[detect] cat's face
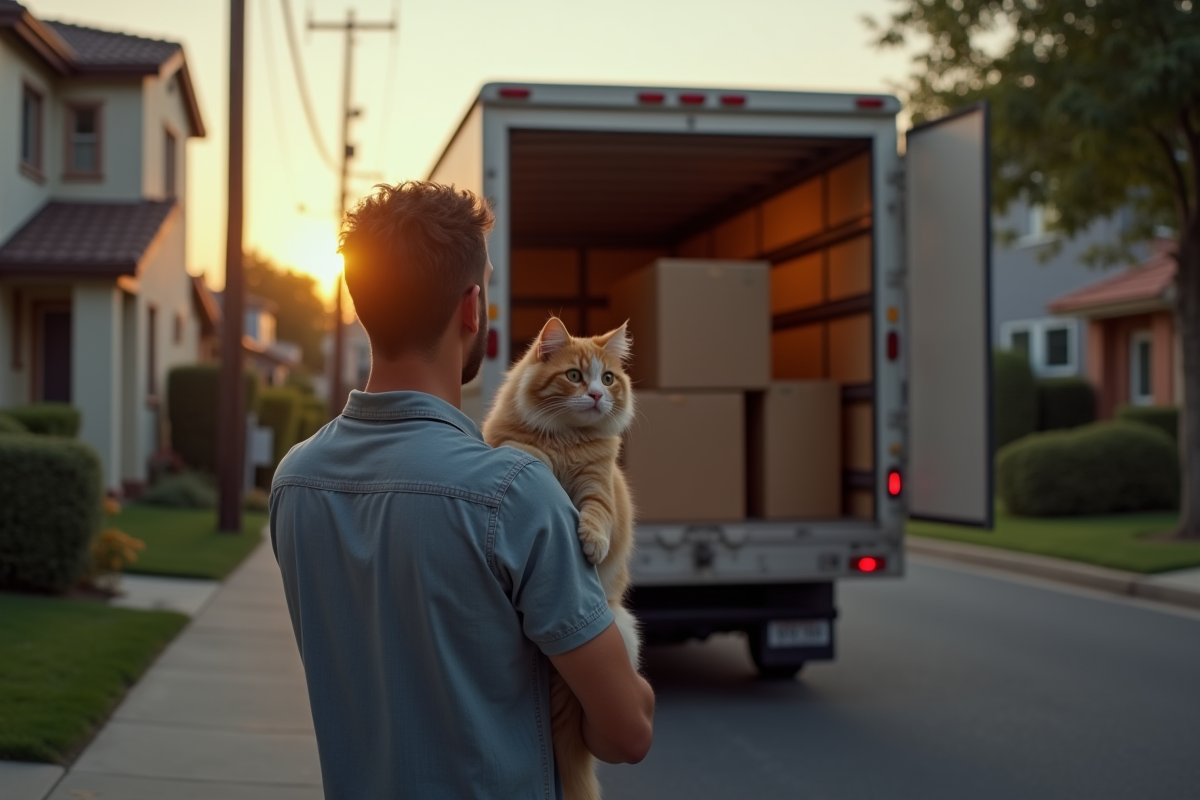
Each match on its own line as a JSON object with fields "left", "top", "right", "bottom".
{"left": 514, "top": 317, "right": 634, "bottom": 437}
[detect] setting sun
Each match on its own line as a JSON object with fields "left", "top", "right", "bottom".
{"left": 274, "top": 220, "right": 345, "bottom": 301}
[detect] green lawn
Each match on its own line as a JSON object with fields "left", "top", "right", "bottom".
{"left": 908, "top": 511, "right": 1200, "bottom": 574}
{"left": 0, "top": 593, "right": 186, "bottom": 763}
{"left": 107, "top": 505, "right": 267, "bottom": 580}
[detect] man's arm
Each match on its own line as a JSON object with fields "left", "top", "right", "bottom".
{"left": 549, "top": 623, "right": 654, "bottom": 764}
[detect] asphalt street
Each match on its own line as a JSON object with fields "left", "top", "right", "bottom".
{"left": 598, "top": 558, "right": 1200, "bottom": 800}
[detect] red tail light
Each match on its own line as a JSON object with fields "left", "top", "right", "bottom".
{"left": 679, "top": 93, "right": 706, "bottom": 105}
{"left": 486, "top": 329, "right": 498, "bottom": 359}
{"left": 887, "top": 331, "right": 900, "bottom": 361}
{"left": 851, "top": 555, "right": 886, "bottom": 573}
{"left": 498, "top": 87, "right": 530, "bottom": 99}
{"left": 720, "top": 94, "right": 746, "bottom": 106}
{"left": 638, "top": 92, "right": 665, "bottom": 104}
{"left": 887, "top": 469, "right": 902, "bottom": 497}
{"left": 856, "top": 97, "right": 885, "bottom": 109}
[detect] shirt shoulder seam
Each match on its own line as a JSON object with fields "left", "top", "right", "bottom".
{"left": 485, "top": 454, "right": 540, "bottom": 581}
{"left": 272, "top": 476, "right": 500, "bottom": 508}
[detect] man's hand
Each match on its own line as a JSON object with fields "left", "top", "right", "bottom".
{"left": 548, "top": 622, "right": 654, "bottom": 764}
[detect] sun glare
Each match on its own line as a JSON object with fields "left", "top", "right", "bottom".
{"left": 280, "top": 221, "right": 345, "bottom": 300}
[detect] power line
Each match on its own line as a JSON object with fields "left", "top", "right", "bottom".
{"left": 278, "top": 0, "right": 337, "bottom": 172}
{"left": 258, "top": 0, "right": 302, "bottom": 208}
{"left": 376, "top": 0, "right": 400, "bottom": 179}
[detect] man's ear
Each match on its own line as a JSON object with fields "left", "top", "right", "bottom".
{"left": 461, "top": 285, "right": 482, "bottom": 334}
{"left": 537, "top": 317, "right": 571, "bottom": 361}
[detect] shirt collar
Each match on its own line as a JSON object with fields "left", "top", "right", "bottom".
{"left": 341, "top": 390, "right": 483, "bottom": 441}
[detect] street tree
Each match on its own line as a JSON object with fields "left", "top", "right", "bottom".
{"left": 871, "top": 0, "right": 1200, "bottom": 537}
{"left": 243, "top": 251, "right": 327, "bottom": 375}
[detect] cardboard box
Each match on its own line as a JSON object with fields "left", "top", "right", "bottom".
{"left": 623, "top": 391, "right": 745, "bottom": 522}
{"left": 748, "top": 381, "right": 841, "bottom": 519}
{"left": 611, "top": 259, "right": 770, "bottom": 390}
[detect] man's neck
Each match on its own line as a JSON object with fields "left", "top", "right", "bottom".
{"left": 364, "top": 354, "right": 462, "bottom": 408}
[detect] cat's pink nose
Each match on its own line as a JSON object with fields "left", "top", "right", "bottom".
{"left": 588, "top": 390, "right": 603, "bottom": 402}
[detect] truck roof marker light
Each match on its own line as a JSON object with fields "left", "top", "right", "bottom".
{"left": 638, "top": 92, "right": 665, "bottom": 104}
{"left": 887, "top": 469, "right": 903, "bottom": 497}
{"left": 856, "top": 97, "right": 885, "bottom": 109}
{"left": 851, "top": 555, "right": 885, "bottom": 573}
{"left": 720, "top": 94, "right": 746, "bottom": 106}
{"left": 887, "top": 331, "right": 900, "bottom": 361}
{"left": 486, "top": 329, "right": 498, "bottom": 359}
{"left": 498, "top": 87, "right": 531, "bottom": 100}
{"left": 679, "top": 93, "right": 706, "bottom": 105}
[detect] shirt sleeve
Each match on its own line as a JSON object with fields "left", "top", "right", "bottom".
{"left": 493, "top": 458, "right": 615, "bottom": 656}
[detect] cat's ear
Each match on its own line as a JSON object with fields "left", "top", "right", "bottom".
{"left": 537, "top": 316, "right": 571, "bottom": 361}
{"left": 599, "top": 321, "right": 631, "bottom": 362}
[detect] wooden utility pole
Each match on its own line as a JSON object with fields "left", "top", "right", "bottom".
{"left": 309, "top": 8, "right": 395, "bottom": 417}
{"left": 217, "top": 0, "right": 246, "bottom": 532}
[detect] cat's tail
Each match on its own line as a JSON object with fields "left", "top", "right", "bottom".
{"left": 611, "top": 603, "right": 642, "bottom": 669}
{"left": 551, "top": 669, "right": 602, "bottom": 800}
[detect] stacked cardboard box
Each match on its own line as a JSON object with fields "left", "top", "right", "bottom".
{"left": 612, "top": 259, "right": 842, "bottom": 523}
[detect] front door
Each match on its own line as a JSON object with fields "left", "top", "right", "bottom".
{"left": 38, "top": 306, "right": 72, "bottom": 402}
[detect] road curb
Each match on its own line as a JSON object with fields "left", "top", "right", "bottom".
{"left": 907, "top": 536, "right": 1200, "bottom": 612}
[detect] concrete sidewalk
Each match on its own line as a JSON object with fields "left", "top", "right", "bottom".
{"left": 47, "top": 543, "right": 323, "bottom": 799}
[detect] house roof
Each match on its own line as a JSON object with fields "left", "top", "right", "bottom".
{"left": 0, "top": 1, "right": 205, "bottom": 136}
{"left": 191, "top": 275, "right": 221, "bottom": 333}
{"left": 0, "top": 200, "right": 176, "bottom": 277}
{"left": 1048, "top": 244, "right": 1177, "bottom": 318}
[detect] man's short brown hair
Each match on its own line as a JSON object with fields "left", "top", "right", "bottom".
{"left": 339, "top": 181, "right": 494, "bottom": 359}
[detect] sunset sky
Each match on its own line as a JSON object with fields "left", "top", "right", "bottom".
{"left": 29, "top": 0, "right": 914, "bottom": 299}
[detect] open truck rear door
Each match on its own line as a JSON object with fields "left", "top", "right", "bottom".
{"left": 905, "top": 103, "right": 993, "bottom": 528}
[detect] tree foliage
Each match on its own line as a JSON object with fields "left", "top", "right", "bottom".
{"left": 869, "top": 0, "right": 1200, "bottom": 264}
{"left": 243, "top": 251, "right": 327, "bottom": 372}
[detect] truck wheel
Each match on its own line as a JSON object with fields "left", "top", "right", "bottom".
{"left": 747, "top": 628, "right": 805, "bottom": 680}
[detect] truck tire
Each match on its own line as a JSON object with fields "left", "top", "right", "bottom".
{"left": 747, "top": 628, "right": 805, "bottom": 680}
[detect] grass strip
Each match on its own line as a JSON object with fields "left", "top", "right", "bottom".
{"left": 108, "top": 505, "right": 267, "bottom": 580}
{"left": 0, "top": 593, "right": 186, "bottom": 763}
{"left": 908, "top": 511, "right": 1200, "bottom": 574}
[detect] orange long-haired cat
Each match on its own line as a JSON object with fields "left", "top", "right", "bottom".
{"left": 482, "top": 316, "right": 640, "bottom": 800}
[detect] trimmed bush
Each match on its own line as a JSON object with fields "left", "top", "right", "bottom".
{"left": 0, "top": 413, "right": 27, "bottom": 434}
{"left": 297, "top": 398, "right": 329, "bottom": 442}
{"left": 139, "top": 473, "right": 216, "bottom": 509}
{"left": 994, "top": 349, "right": 1037, "bottom": 450}
{"left": 258, "top": 388, "right": 304, "bottom": 466}
{"left": 0, "top": 435, "right": 102, "bottom": 592}
{"left": 1116, "top": 405, "right": 1179, "bottom": 443}
{"left": 167, "top": 365, "right": 259, "bottom": 473}
{"left": 1037, "top": 377, "right": 1096, "bottom": 432}
{"left": 2, "top": 403, "right": 80, "bottom": 437}
{"left": 997, "top": 421, "right": 1179, "bottom": 516}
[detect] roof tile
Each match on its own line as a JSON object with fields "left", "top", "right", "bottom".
{"left": 45, "top": 20, "right": 179, "bottom": 68}
{"left": 0, "top": 201, "right": 175, "bottom": 276}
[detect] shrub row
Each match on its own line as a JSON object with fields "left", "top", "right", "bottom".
{"left": 997, "top": 421, "right": 1179, "bottom": 516}
{"left": 0, "top": 435, "right": 102, "bottom": 592}
{"left": 167, "top": 365, "right": 259, "bottom": 473}
{"left": 994, "top": 349, "right": 1099, "bottom": 450}
{"left": 0, "top": 413, "right": 27, "bottom": 434}
{"left": 1116, "top": 405, "right": 1179, "bottom": 443}
{"left": 1, "top": 403, "right": 80, "bottom": 436}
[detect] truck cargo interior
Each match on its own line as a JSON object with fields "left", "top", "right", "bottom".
{"left": 506, "top": 129, "right": 877, "bottom": 521}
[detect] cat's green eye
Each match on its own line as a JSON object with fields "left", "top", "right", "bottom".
{"left": 566, "top": 369, "right": 583, "bottom": 382}
{"left": 602, "top": 372, "right": 615, "bottom": 386}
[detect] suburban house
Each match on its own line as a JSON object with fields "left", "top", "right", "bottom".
{"left": 991, "top": 196, "right": 1139, "bottom": 378}
{"left": 211, "top": 290, "right": 303, "bottom": 387}
{"left": 1049, "top": 241, "right": 1180, "bottom": 419}
{"left": 0, "top": 1, "right": 206, "bottom": 494}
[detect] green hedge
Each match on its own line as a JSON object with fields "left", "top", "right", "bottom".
{"left": 297, "top": 398, "right": 328, "bottom": 442}
{"left": 1037, "top": 378, "right": 1096, "bottom": 432}
{"left": 997, "top": 421, "right": 1179, "bottom": 516}
{"left": 994, "top": 349, "right": 1037, "bottom": 450}
{"left": 1116, "top": 405, "right": 1179, "bottom": 443}
{"left": 0, "top": 413, "right": 27, "bottom": 434}
{"left": 140, "top": 473, "right": 216, "bottom": 509}
{"left": 1, "top": 403, "right": 80, "bottom": 437}
{"left": 258, "top": 388, "right": 303, "bottom": 466}
{"left": 167, "top": 365, "right": 259, "bottom": 473}
{"left": 0, "top": 436, "right": 102, "bottom": 592}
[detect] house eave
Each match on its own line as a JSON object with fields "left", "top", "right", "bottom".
{"left": 1050, "top": 295, "right": 1173, "bottom": 321}
{"left": 0, "top": 8, "right": 75, "bottom": 75}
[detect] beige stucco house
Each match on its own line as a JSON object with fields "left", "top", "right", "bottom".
{"left": 0, "top": 1, "right": 206, "bottom": 494}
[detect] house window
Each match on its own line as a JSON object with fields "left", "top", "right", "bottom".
{"left": 1130, "top": 331, "right": 1153, "bottom": 406}
{"left": 164, "top": 128, "right": 177, "bottom": 199}
{"left": 65, "top": 103, "right": 103, "bottom": 177}
{"left": 21, "top": 84, "right": 43, "bottom": 174}
{"left": 1001, "top": 318, "right": 1078, "bottom": 377}
{"left": 147, "top": 305, "right": 158, "bottom": 401}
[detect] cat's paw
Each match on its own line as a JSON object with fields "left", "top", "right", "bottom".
{"left": 577, "top": 518, "right": 611, "bottom": 565}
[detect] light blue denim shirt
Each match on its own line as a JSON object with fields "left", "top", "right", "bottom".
{"left": 270, "top": 390, "right": 614, "bottom": 800}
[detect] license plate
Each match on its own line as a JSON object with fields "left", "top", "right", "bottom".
{"left": 767, "top": 619, "right": 830, "bottom": 649}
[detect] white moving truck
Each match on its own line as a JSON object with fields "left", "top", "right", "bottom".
{"left": 431, "top": 83, "right": 992, "bottom": 677}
